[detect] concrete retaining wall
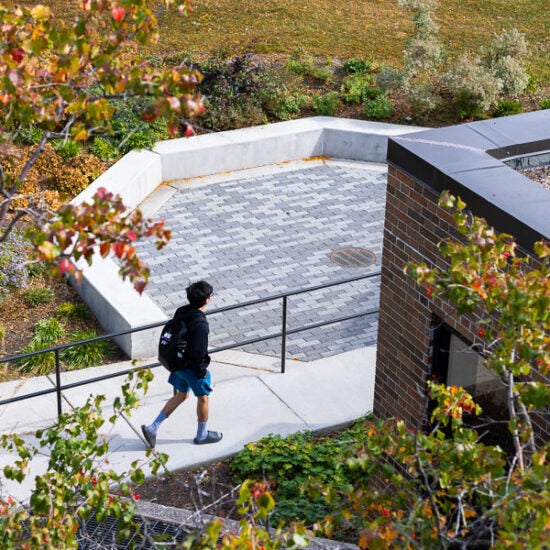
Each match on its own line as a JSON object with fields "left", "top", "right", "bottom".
{"left": 70, "top": 117, "right": 423, "bottom": 359}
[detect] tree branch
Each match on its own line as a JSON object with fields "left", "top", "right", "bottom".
{"left": 19, "top": 130, "right": 51, "bottom": 184}
{"left": 0, "top": 210, "right": 29, "bottom": 243}
{"left": 506, "top": 368, "right": 525, "bottom": 471}
{"left": 414, "top": 433, "right": 445, "bottom": 547}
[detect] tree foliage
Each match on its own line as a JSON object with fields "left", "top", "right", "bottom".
{"left": 320, "top": 384, "right": 550, "bottom": 549}
{"left": 319, "top": 193, "right": 549, "bottom": 548}
{"left": 1, "top": 0, "right": 205, "bottom": 292}
{"left": 0, "top": 368, "right": 170, "bottom": 548}
{"left": 0, "top": 369, "right": 309, "bottom": 548}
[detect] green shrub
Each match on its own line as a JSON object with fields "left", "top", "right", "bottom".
{"left": 340, "top": 74, "right": 379, "bottom": 104}
{"left": 51, "top": 139, "right": 81, "bottom": 161}
{"left": 90, "top": 137, "right": 121, "bottom": 161}
{"left": 23, "top": 286, "right": 55, "bottom": 307}
{"left": 231, "top": 431, "right": 342, "bottom": 524}
{"left": 231, "top": 421, "right": 370, "bottom": 526}
{"left": 286, "top": 49, "right": 334, "bottom": 83}
{"left": 269, "top": 91, "right": 309, "bottom": 120}
{"left": 376, "top": 66, "right": 405, "bottom": 92}
{"left": 60, "top": 330, "right": 111, "bottom": 369}
{"left": 494, "top": 100, "right": 523, "bottom": 117}
{"left": 256, "top": 69, "right": 309, "bottom": 121}
{"left": 525, "top": 71, "right": 539, "bottom": 93}
{"left": 16, "top": 341, "right": 56, "bottom": 375}
{"left": 442, "top": 29, "right": 529, "bottom": 119}
{"left": 26, "top": 260, "right": 49, "bottom": 278}
{"left": 444, "top": 55, "right": 503, "bottom": 118}
{"left": 108, "top": 97, "right": 170, "bottom": 154}
{"left": 539, "top": 98, "right": 550, "bottom": 110}
{"left": 312, "top": 92, "right": 340, "bottom": 116}
{"left": 33, "top": 317, "right": 64, "bottom": 346}
{"left": 396, "top": 1, "right": 529, "bottom": 118}
{"left": 56, "top": 301, "right": 92, "bottom": 320}
{"left": 16, "top": 125, "right": 44, "bottom": 145}
{"left": 16, "top": 318, "right": 64, "bottom": 375}
{"left": 363, "top": 94, "right": 393, "bottom": 119}
{"left": 342, "top": 57, "right": 373, "bottom": 75}
{"left": 483, "top": 28, "right": 529, "bottom": 95}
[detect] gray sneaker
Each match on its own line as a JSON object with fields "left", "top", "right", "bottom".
{"left": 141, "top": 424, "right": 156, "bottom": 449}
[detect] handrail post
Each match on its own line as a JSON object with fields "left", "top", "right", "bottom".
{"left": 281, "top": 295, "right": 287, "bottom": 374}
{"left": 55, "top": 349, "right": 62, "bottom": 418}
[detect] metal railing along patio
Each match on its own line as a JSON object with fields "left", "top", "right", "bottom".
{"left": 0, "top": 271, "right": 380, "bottom": 419}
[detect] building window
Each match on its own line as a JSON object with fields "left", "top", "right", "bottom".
{"left": 431, "top": 318, "right": 513, "bottom": 452}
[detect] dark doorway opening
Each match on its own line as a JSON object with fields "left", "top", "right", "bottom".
{"left": 431, "top": 317, "right": 514, "bottom": 454}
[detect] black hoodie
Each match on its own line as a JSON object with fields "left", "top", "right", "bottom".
{"left": 174, "top": 304, "right": 210, "bottom": 374}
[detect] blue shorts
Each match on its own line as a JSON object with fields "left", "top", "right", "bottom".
{"left": 168, "top": 369, "right": 213, "bottom": 397}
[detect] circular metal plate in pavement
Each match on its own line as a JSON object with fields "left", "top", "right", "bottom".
{"left": 330, "top": 247, "right": 376, "bottom": 268}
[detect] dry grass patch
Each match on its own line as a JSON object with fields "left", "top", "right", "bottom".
{"left": 150, "top": 0, "right": 549, "bottom": 81}
{"left": 18, "top": 1, "right": 549, "bottom": 81}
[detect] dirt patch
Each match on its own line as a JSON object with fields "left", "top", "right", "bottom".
{"left": 134, "top": 460, "right": 241, "bottom": 520}
{"left": 0, "top": 274, "right": 126, "bottom": 382}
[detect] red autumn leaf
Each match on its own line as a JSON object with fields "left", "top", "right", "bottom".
{"left": 99, "top": 241, "right": 111, "bottom": 257}
{"left": 95, "top": 187, "right": 111, "bottom": 201}
{"left": 59, "top": 258, "right": 73, "bottom": 275}
{"left": 113, "top": 242, "right": 126, "bottom": 259}
{"left": 111, "top": 5, "right": 125, "bottom": 23}
{"left": 125, "top": 230, "right": 137, "bottom": 242}
{"left": 10, "top": 47, "right": 25, "bottom": 63}
{"left": 133, "top": 279, "right": 147, "bottom": 294}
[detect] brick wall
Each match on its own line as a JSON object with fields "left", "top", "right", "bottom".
{"left": 374, "top": 165, "right": 490, "bottom": 428}
{"left": 374, "top": 164, "right": 549, "bottom": 443}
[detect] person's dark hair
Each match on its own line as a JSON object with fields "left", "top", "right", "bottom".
{"left": 186, "top": 280, "right": 213, "bottom": 308}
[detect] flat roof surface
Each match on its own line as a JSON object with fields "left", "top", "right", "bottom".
{"left": 136, "top": 158, "right": 387, "bottom": 361}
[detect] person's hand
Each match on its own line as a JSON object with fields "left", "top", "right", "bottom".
{"left": 198, "top": 367, "right": 208, "bottom": 379}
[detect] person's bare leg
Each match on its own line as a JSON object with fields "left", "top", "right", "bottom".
{"left": 197, "top": 395, "right": 208, "bottom": 422}
{"left": 163, "top": 391, "right": 189, "bottom": 416}
{"left": 195, "top": 395, "right": 222, "bottom": 444}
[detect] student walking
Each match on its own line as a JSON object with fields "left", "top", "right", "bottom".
{"left": 141, "top": 281, "right": 222, "bottom": 448}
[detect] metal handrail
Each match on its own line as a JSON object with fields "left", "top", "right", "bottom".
{"left": 0, "top": 271, "right": 380, "bottom": 418}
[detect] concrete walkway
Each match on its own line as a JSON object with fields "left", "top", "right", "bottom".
{"left": 0, "top": 346, "right": 376, "bottom": 505}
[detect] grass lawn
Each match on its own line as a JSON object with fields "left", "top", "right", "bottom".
{"left": 24, "top": 0, "right": 550, "bottom": 83}
{"left": 150, "top": 0, "right": 550, "bottom": 82}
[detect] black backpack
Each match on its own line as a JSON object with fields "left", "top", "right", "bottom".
{"left": 158, "top": 317, "right": 188, "bottom": 372}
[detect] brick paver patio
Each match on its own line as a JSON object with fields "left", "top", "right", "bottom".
{"left": 136, "top": 159, "right": 386, "bottom": 361}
